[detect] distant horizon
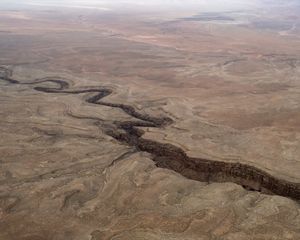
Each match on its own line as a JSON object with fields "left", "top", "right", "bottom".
{"left": 0, "top": 0, "right": 266, "bottom": 12}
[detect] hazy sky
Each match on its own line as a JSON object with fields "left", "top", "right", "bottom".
{"left": 0, "top": 0, "right": 264, "bottom": 11}
{"left": 4, "top": 0, "right": 299, "bottom": 14}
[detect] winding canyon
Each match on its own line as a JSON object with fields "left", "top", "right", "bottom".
{"left": 1, "top": 66, "right": 299, "bottom": 200}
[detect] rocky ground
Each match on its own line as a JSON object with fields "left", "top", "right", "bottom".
{"left": 0, "top": 1, "right": 300, "bottom": 239}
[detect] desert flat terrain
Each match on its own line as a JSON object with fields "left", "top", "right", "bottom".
{"left": 0, "top": 1, "right": 300, "bottom": 239}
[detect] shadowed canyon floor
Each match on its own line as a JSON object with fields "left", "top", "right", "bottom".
{"left": 0, "top": 1, "right": 300, "bottom": 239}
{"left": 1, "top": 66, "right": 299, "bottom": 200}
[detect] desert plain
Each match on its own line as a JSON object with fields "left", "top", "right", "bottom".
{"left": 0, "top": 0, "right": 300, "bottom": 239}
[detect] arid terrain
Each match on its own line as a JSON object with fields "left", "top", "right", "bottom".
{"left": 0, "top": 1, "right": 300, "bottom": 239}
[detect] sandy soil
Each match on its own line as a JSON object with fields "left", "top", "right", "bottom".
{"left": 0, "top": 1, "right": 300, "bottom": 239}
